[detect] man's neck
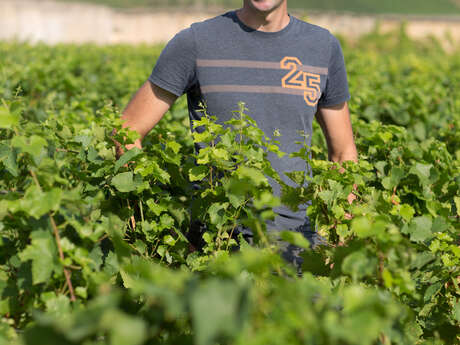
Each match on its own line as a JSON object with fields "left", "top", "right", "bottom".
{"left": 236, "top": 3, "right": 290, "bottom": 33}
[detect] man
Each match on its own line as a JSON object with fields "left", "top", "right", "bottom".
{"left": 120, "top": 0, "right": 358, "bottom": 264}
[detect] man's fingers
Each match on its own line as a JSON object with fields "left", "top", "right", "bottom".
{"left": 347, "top": 192, "right": 357, "bottom": 205}
{"left": 123, "top": 160, "right": 136, "bottom": 168}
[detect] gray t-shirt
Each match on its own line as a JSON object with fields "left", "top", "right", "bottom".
{"left": 149, "top": 11, "right": 350, "bottom": 232}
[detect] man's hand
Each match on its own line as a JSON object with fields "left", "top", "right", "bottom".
{"left": 347, "top": 184, "right": 358, "bottom": 205}
{"left": 316, "top": 101, "right": 358, "bottom": 204}
{"left": 115, "top": 80, "right": 178, "bottom": 157}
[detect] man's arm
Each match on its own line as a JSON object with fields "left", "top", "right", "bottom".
{"left": 316, "top": 101, "right": 358, "bottom": 204}
{"left": 315, "top": 101, "right": 357, "bottom": 163}
{"left": 116, "top": 80, "right": 178, "bottom": 155}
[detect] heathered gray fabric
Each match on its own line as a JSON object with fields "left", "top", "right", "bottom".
{"left": 149, "top": 10, "right": 350, "bottom": 233}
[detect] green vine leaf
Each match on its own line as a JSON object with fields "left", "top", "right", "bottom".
{"left": 111, "top": 172, "right": 141, "bottom": 192}
{"left": 18, "top": 229, "right": 59, "bottom": 284}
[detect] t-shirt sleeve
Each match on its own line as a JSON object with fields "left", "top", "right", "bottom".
{"left": 318, "top": 34, "right": 350, "bottom": 107}
{"left": 148, "top": 27, "right": 196, "bottom": 97}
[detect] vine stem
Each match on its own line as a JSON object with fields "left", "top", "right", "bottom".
{"left": 55, "top": 148, "right": 79, "bottom": 154}
{"left": 29, "top": 170, "right": 76, "bottom": 302}
{"left": 127, "top": 199, "right": 136, "bottom": 230}
{"left": 209, "top": 166, "right": 213, "bottom": 190}
{"left": 378, "top": 251, "right": 385, "bottom": 287}
{"left": 139, "top": 200, "right": 144, "bottom": 223}
{"left": 225, "top": 199, "right": 250, "bottom": 251}
{"left": 253, "top": 222, "right": 284, "bottom": 277}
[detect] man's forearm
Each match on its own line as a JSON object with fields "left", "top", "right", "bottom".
{"left": 113, "top": 81, "right": 177, "bottom": 158}
{"left": 315, "top": 102, "right": 358, "bottom": 165}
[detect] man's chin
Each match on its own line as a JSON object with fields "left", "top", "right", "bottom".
{"left": 249, "top": 0, "right": 278, "bottom": 13}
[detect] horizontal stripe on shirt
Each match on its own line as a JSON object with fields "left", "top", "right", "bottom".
{"left": 200, "top": 84, "right": 318, "bottom": 96}
{"left": 197, "top": 59, "right": 329, "bottom": 75}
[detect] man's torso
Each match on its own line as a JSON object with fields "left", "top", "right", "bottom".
{"left": 149, "top": 11, "right": 349, "bottom": 230}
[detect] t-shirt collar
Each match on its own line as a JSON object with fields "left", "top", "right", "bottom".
{"left": 229, "top": 10, "right": 295, "bottom": 38}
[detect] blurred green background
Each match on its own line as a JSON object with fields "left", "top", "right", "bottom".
{"left": 57, "top": 0, "right": 460, "bottom": 15}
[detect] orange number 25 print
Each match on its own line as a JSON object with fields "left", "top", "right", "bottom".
{"left": 280, "top": 56, "right": 321, "bottom": 106}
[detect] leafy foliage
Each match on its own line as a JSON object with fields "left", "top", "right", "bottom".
{"left": 0, "top": 32, "right": 459, "bottom": 344}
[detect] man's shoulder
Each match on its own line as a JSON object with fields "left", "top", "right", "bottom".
{"left": 189, "top": 11, "right": 236, "bottom": 31}
{"left": 169, "top": 12, "right": 231, "bottom": 44}
{"left": 292, "top": 15, "right": 332, "bottom": 39}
